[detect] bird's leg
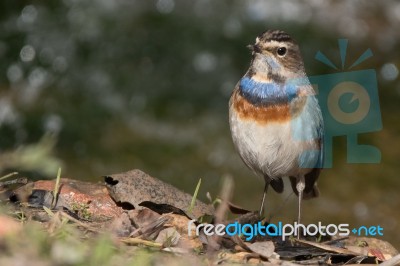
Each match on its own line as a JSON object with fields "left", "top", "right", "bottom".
{"left": 259, "top": 182, "right": 269, "bottom": 217}
{"left": 296, "top": 175, "right": 305, "bottom": 239}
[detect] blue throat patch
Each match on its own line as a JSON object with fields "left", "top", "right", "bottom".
{"left": 239, "top": 77, "right": 298, "bottom": 106}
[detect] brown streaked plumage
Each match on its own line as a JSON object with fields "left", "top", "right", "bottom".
{"left": 257, "top": 30, "right": 293, "bottom": 43}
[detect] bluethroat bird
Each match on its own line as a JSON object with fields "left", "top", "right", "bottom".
{"left": 229, "top": 30, "right": 323, "bottom": 225}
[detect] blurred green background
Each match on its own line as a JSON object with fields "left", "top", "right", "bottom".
{"left": 0, "top": 0, "right": 399, "bottom": 248}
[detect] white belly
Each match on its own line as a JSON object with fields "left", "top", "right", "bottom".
{"left": 229, "top": 109, "right": 318, "bottom": 179}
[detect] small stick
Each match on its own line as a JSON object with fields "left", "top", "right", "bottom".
{"left": 59, "top": 211, "right": 100, "bottom": 233}
{"left": 119, "top": 237, "right": 162, "bottom": 248}
{"left": 0, "top": 172, "right": 19, "bottom": 181}
{"left": 0, "top": 177, "right": 28, "bottom": 187}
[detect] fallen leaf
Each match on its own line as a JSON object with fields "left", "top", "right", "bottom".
{"left": 109, "top": 212, "right": 134, "bottom": 237}
{"left": 104, "top": 169, "right": 213, "bottom": 219}
{"left": 369, "top": 248, "right": 387, "bottom": 261}
{"left": 128, "top": 208, "right": 161, "bottom": 228}
{"left": 246, "top": 241, "right": 275, "bottom": 258}
{"left": 344, "top": 236, "right": 398, "bottom": 259}
{"left": 227, "top": 201, "right": 252, "bottom": 215}
{"left": 380, "top": 254, "right": 400, "bottom": 266}
{"left": 155, "top": 227, "right": 180, "bottom": 247}
{"left": 216, "top": 251, "right": 264, "bottom": 265}
{"left": 295, "top": 238, "right": 362, "bottom": 256}
{"left": 130, "top": 212, "right": 171, "bottom": 240}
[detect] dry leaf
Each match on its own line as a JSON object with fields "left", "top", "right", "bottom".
{"left": 155, "top": 227, "right": 181, "bottom": 247}
{"left": 109, "top": 212, "right": 134, "bottom": 237}
{"left": 128, "top": 208, "right": 161, "bottom": 228}
{"left": 246, "top": 241, "right": 275, "bottom": 258}
{"left": 105, "top": 169, "right": 213, "bottom": 219}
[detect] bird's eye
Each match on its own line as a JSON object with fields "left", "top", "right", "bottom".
{"left": 277, "top": 47, "right": 287, "bottom": 57}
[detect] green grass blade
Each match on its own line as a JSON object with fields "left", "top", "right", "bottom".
{"left": 188, "top": 178, "right": 202, "bottom": 215}
{"left": 51, "top": 167, "right": 62, "bottom": 209}
{"left": 43, "top": 206, "right": 55, "bottom": 217}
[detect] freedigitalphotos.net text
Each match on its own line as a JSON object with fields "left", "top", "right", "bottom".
{"left": 188, "top": 221, "right": 383, "bottom": 241}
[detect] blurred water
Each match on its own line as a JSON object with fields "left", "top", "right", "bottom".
{"left": 0, "top": 0, "right": 399, "bottom": 248}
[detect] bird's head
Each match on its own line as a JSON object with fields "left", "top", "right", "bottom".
{"left": 247, "top": 30, "right": 306, "bottom": 82}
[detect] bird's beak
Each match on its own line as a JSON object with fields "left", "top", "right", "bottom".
{"left": 247, "top": 44, "right": 261, "bottom": 53}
